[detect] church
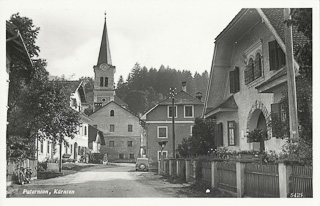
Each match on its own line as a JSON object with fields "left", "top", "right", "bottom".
{"left": 88, "top": 15, "right": 142, "bottom": 162}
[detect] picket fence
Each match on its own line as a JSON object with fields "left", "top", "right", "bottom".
{"left": 160, "top": 158, "right": 312, "bottom": 198}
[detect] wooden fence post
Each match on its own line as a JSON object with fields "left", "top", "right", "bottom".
{"left": 193, "top": 160, "right": 197, "bottom": 181}
{"left": 185, "top": 159, "right": 190, "bottom": 182}
{"left": 279, "top": 162, "right": 292, "bottom": 197}
{"left": 176, "top": 159, "right": 180, "bottom": 176}
{"left": 211, "top": 160, "right": 218, "bottom": 189}
{"left": 169, "top": 159, "right": 172, "bottom": 175}
{"left": 236, "top": 161, "right": 246, "bottom": 197}
{"left": 158, "top": 160, "right": 161, "bottom": 175}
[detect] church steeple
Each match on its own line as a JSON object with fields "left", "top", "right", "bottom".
{"left": 97, "top": 12, "right": 112, "bottom": 66}
{"left": 93, "top": 12, "right": 116, "bottom": 112}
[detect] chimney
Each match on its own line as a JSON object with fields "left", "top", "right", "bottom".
{"left": 182, "top": 81, "right": 187, "bottom": 92}
{"left": 196, "top": 92, "right": 203, "bottom": 101}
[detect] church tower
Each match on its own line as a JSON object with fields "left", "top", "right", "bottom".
{"left": 93, "top": 14, "right": 116, "bottom": 111}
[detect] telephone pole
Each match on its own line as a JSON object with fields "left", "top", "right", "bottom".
{"left": 283, "top": 8, "right": 299, "bottom": 142}
{"left": 169, "top": 86, "right": 176, "bottom": 159}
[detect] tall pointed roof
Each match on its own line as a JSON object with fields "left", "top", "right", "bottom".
{"left": 97, "top": 15, "right": 112, "bottom": 66}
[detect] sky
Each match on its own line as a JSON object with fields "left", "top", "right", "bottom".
{"left": 1, "top": 0, "right": 320, "bottom": 205}
{"left": 2, "top": 0, "right": 316, "bottom": 83}
{"left": 2, "top": 0, "right": 312, "bottom": 83}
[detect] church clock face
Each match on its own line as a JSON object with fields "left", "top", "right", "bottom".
{"left": 100, "top": 63, "right": 108, "bottom": 71}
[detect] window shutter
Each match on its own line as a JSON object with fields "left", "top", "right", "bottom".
{"left": 268, "top": 40, "right": 278, "bottom": 70}
{"left": 254, "top": 57, "right": 262, "bottom": 79}
{"left": 229, "top": 70, "right": 235, "bottom": 93}
{"left": 277, "top": 44, "right": 286, "bottom": 69}
{"left": 234, "top": 67, "right": 240, "bottom": 92}
{"left": 244, "top": 65, "right": 253, "bottom": 85}
{"left": 271, "top": 103, "right": 281, "bottom": 137}
{"left": 215, "top": 123, "right": 223, "bottom": 147}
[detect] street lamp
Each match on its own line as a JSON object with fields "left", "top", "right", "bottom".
{"left": 169, "top": 86, "right": 176, "bottom": 159}
{"left": 158, "top": 140, "right": 168, "bottom": 174}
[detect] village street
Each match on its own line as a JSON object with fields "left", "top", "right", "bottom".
{"left": 9, "top": 163, "right": 206, "bottom": 198}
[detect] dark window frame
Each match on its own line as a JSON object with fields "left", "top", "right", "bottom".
{"left": 227, "top": 121, "right": 236, "bottom": 146}
{"left": 127, "top": 141, "right": 133, "bottom": 147}
{"left": 100, "top": 77, "right": 104, "bottom": 87}
{"left": 128, "top": 124, "right": 133, "bottom": 132}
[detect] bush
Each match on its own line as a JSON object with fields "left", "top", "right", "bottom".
{"left": 279, "top": 139, "right": 312, "bottom": 166}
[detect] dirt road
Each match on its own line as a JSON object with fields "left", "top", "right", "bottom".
{"left": 9, "top": 163, "right": 192, "bottom": 198}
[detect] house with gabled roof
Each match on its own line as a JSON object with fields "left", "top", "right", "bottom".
{"left": 37, "top": 81, "right": 98, "bottom": 162}
{"left": 203, "top": 8, "right": 309, "bottom": 153}
{"left": 141, "top": 82, "right": 204, "bottom": 168}
{"left": 89, "top": 101, "right": 141, "bottom": 162}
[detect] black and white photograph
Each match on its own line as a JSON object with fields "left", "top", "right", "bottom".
{"left": 1, "top": 0, "right": 319, "bottom": 205}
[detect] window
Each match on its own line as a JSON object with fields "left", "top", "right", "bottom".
{"left": 100, "top": 77, "right": 104, "bottom": 87}
{"left": 168, "top": 106, "right": 177, "bottom": 118}
{"left": 40, "top": 141, "right": 43, "bottom": 153}
{"left": 129, "top": 154, "right": 134, "bottom": 159}
{"left": 230, "top": 67, "right": 240, "bottom": 93}
{"left": 110, "top": 110, "right": 114, "bottom": 117}
{"left": 105, "top": 77, "right": 108, "bottom": 87}
{"left": 119, "top": 153, "right": 124, "bottom": 159}
{"left": 127, "top": 141, "right": 133, "bottom": 147}
{"left": 271, "top": 102, "right": 288, "bottom": 137}
{"left": 47, "top": 141, "right": 50, "bottom": 154}
{"left": 71, "top": 98, "right": 77, "bottom": 107}
{"left": 102, "top": 98, "right": 106, "bottom": 102}
{"left": 254, "top": 53, "right": 262, "bottom": 79}
{"left": 269, "top": 40, "right": 286, "bottom": 71}
{"left": 184, "top": 105, "right": 194, "bottom": 118}
{"left": 110, "top": 124, "right": 115, "bottom": 132}
{"left": 128, "top": 124, "right": 133, "bottom": 132}
{"left": 65, "top": 145, "right": 68, "bottom": 154}
{"left": 109, "top": 141, "right": 114, "bottom": 147}
{"left": 84, "top": 126, "right": 87, "bottom": 135}
{"left": 215, "top": 122, "right": 223, "bottom": 146}
{"left": 228, "top": 121, "right": 236, "bottom": 146}
{"left": 157, "top": 126, "right": 168, "bottom": 138}
{"left": 245, "top": 58, "right": 254, "bottom": 85}
{"left": 70, "top": 144, "right": 73, "bottom": 154}
{"left": 158, "top": 151, "right": 168, "bottom": 160}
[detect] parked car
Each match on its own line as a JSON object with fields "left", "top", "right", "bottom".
{"left": 135, "top": 158, "right": 149, "bottom": 171}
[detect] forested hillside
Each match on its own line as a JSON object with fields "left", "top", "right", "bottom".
{"left": 81, "top": 63, "right": 209, "bottom": 116}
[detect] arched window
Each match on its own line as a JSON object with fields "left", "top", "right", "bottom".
{"left": 254, "top": 53, "right": 262, "bottom": 78}
{"left": 84, "top": 126, "right": 87, "bottom": 135}
{"left": 245, "top": 58, "right": 254, "bottom": 85}
{"left": 105, "top": 77, "right": 108, "bottom": 87}
{"left": 100, "top": 77, "right": 104, "bottom": 87}
{"left": 110, "top": 110, "right": 114, "bottom": 117}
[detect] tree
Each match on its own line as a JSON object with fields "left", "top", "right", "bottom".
{"left": 271, "top": 9, "right": 312, "bottom": 144}
{"left": 7, "top": 14, "right": 81, "bottom": 165}
{"left": 124, "top": 90, "right": 148, "bottom": 116}
{"left": 177, "top": 118, "right": 215, "bottom": 157}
